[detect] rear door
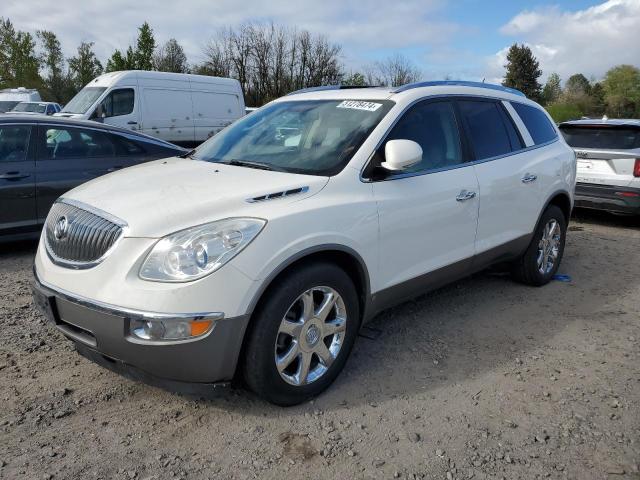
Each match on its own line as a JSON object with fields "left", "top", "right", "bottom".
{"left": 560, "top": 124, "right": 640, "bottom": 188}
{"left": 192, "top": 90, "right": 242, "bottom": 142}
{"left": 34, "top": 125, "right": 121, "bottom": 222}
{"left": 459, "top": 98, "right": 546, "bottom": 257}
{"left": 0, "top": 124, "right": 37, "bottom": 236}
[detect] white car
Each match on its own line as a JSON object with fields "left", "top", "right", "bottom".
{"left": 33, "top": 81, "right": 576, "bottom": 405}
{"left": 559, "top": 118, "right": 640, "bottom": 215}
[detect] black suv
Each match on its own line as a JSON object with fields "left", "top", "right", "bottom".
{"left": 0, "top": 115, "right": 185, "bottom": 242}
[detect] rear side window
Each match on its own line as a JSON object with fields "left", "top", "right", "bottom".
{"left": 511, "top": 102, "right": 557, "bottom": 145}
{"left": 458, "top": 100, "right": 517, "bottom": 160}
{"left": 44, "top": 127, "right": 115, "bottom": 160}
{"left": 0, "top": 125, "right": 31, "bottom": 162}
{"left": 559, "top": 126, "right": 640, "bottom": 150}
{"left": 111, "top": 134, "right": 145, "bottom": 156}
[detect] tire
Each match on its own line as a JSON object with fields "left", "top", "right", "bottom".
{"left": 511, "top": 205, "right": 567, "bottom": 286}
{"left": 242, "top": 262, "right": 360, "bottom": 406}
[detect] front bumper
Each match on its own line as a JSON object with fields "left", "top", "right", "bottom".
{"left": 32, "top": 272, "right": 250, "bottom": 385}
{"left": 574, "top": 182, "right": 640, "bottom": 215}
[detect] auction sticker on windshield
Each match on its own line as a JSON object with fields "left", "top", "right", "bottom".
{"left": 336, "top": 100, "right": 383, "bottom": 112}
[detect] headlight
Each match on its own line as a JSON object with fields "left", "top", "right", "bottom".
{"left": 139, "top": 218, "right": 266, "bottom": 282}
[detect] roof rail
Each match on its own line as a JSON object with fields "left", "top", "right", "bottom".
{"left": 286, "top": 85, "right": 381, "bottom": 96}
{"left": 391, "top": 81, "right": 526, "bottom": 97}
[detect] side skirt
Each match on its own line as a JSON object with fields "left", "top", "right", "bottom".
{"left": 364, "top": 234, "right": 532, "bottom": 322}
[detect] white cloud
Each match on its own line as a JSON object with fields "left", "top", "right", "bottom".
{"left": 490, "top": 0, "right": 640, "bottom": 84}
{"left": 2, "top": 0, "right": 457, "bottom": 67}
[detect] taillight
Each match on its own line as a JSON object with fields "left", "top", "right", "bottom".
{"left": 634, "top": 158, "right": 640, "bottom": 177}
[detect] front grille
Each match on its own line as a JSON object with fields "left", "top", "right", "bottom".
{"left": 45, "top": 200, "right": 126, "bottom": 268}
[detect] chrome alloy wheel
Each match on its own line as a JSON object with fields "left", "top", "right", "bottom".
{"left": 274, "top": 286, "right": 347, "bottom": 386}
{"left": 537, "top": 218, "right": 561, "bottom": 275}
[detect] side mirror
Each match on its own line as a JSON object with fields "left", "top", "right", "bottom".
{"left": 381, "top": 139, "right": 423, "bottom": 171}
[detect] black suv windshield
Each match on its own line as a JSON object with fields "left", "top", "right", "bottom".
{"left": 560, "top": 125, "right": 640, "bottom": 150}
{"left": 61, "top": 87, "right": 106, "bottom": 114}
{"left": 192, "top": 100, "right": 394, "bottom": 176}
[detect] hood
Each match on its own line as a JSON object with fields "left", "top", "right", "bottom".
{"left": 64, "top": 157, "right": 329, "bottom": 238}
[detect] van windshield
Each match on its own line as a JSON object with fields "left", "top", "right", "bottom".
{"left": 61, "top": 87, "right": 106, "bottom": 114}
{"left": 192, "top": 99, "right": 394, "bottom": 176}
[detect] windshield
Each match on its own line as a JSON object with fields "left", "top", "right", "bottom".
{"left": 0, "top": 101, "right": 20, "bottom": 113}
{"left": 560, "top": 125, "right": 640, "bottom": 150}
{"left": 11, "top": 102, "right": 46, "bottom": 113}
{"left": 61, "top": 86, "right": 106, "bottom": 114}
{"left": 192, "top": 99, "right": 395, "bottom": 176}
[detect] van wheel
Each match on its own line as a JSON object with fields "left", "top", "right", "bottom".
{"left": 242, "top": 262, "right": 359, "bottom": 406}
{"left": 511, "top": 205, "right": 567, "bottom": 286}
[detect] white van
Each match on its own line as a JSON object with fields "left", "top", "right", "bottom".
{"left": 56, "top": 71, "right": 245, "bottom": 146}
{"left": 0, "top": 87, "right": 42, "bottom": 113}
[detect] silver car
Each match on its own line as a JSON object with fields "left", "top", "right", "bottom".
{"left": 559, "top": 118, "right": 640, "bottom": 215}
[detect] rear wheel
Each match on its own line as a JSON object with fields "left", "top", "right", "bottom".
{"left": 511, "top": 205, "right": 566, "bottom": 286}
{"left": 242, "top": 262, "right": 359, "bottom": 406}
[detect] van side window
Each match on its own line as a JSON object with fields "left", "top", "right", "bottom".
{"left": 510, "top": 102, "right": 557, "bottom": 145}
{"left": 458, "top": 100, "right": 519, "bottom": 160}
{"left": 378, "top": 100, "right": 463, "bottom": 175}
{"left": 44, "top": 128, "right": 115, "bottom": 159}
{"left": 102, "top": 89, "right": 135, "bottom": 117}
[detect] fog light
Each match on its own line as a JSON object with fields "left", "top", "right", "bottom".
{"left": 130, "top": 318, "right": 214, "bottom": 341}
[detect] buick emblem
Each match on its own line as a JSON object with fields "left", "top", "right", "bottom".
{"left": 54, "top": 216, "right": 69, "bottom": 241}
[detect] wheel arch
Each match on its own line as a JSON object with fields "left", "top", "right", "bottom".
{"left": 535, "top": 190, "right": 572, "bottom": 233}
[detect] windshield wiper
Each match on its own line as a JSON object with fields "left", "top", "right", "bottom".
{"left": 180, "top": 149, "right": 197, "bottom": 159}
{"left": 225, "top": 159, "right": 285, "bottom": 172}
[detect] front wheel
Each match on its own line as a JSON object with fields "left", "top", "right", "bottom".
{"left": 511, "top": 205, "right": 567, "bottom": 286}
{"left": 242, "top": 262, "right": 359, "bottom": 406}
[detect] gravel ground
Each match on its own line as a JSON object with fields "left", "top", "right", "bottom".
{"left": 1, "top": 210, "right": 639, "bottom": 480}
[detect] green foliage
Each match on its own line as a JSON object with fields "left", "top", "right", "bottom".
{"left": 0, "top": 18, "right": 42, "bottom": 90}
{"left": 542, "top": 73, "right": 561, "bottom": 105}
{"left": 135, "top": 22, "right": 155, "bottom": 71}
{"left": 602, "top": 65, "right": 640, "bottom": 117}
{"left": 68, "top": 41, "right": 103, "bottom": 89}
{"left": 36, "top": 30, "right": 71, "bottom": 102}
{"left": 502, "top": 43, "right": 542, "bottom": 101}
{"left": 105, "top": 48, "right": 135, "bottom": 72}
{"left": 546, "top": 103, "right": 583, "bottom": 123}
{"left": 154, "top": 38, "right": 188, "bottom": 73}
{"left": 342, "top": 72, "right": 367, "bottom": 87}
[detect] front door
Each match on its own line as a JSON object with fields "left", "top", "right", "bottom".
{"left": 368, "top": 99, "right": 479, "bottom": 298}
{"left": 0, "top": 124, "right": 37, "bottom": 236}
{"left": 94, "top": 87, "right": 140, "bottom": 132}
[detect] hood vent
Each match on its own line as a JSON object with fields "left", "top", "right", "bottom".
{"left": 247, "top": 186, "right": 309, "bottom": 203}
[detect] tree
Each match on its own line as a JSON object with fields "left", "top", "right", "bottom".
{"left": 36, "top": 30, "right": 71, "bottom": 102}
{"left": 343, "top": 72, "right": 368, "bottom": 86}
{"left": 565, "top": 73, "right": 591, "bottom": 97}
{"left": 0, "top": 18, "right": 42, "bottom": 90}
{"left": 541, "top": 73, "right": 561, "bottom": 105}
{"left": 370, "top": 53, "right": 421, "bottom": 87}
{"left": 154, "top": 38, "right": 188, "bottom": 73}
{"left": 135, "top": 22, "right": 155, "bottom": 71}
{"left": 68, "top": 41, "right": 102, "bottom": 89}
{"left": 602, "top": 64, "right": 640, "bottom": 117}
{"left": 106, "top": 49, "right": 134, "bottom": 72}
{"left": 502, "top": 43, "right": 542, "bottom": 101}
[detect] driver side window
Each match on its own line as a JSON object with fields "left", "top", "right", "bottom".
{"left": 100, "top": 88, "right": 135, "bottom": 118}
{"left": 379, "top": 100, "right": 463, "bottom": 175}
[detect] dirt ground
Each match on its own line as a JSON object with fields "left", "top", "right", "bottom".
{"left": 1, "top": 210, "right": 639, "bottom": 480}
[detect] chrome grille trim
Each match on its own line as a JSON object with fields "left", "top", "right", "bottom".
{"left": 44, "top": 198, "right": 128, "bottom": 269}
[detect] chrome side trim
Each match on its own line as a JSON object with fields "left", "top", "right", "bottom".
{"left": 34, "top": 268, "right": 225, "bottom": 323}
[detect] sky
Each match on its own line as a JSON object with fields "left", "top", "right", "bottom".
{"left": 4, "top": 0, "right": 640, "bottom": 84}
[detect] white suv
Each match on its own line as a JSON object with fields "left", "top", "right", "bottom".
{"left": 32, "top": 81, "right": 576, "bottom": 405}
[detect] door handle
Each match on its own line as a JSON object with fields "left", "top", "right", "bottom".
{"left": 0, "top": 172, "right": 30, "bottom": 180}
{"left": 522, "top": 173, "right": 537, "bottom": 183}
{"left": 127, "top": 121, "right": 138, "bottom": 125}
{"left": 456, "top": 190, "right": 476, "bottom": 202}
